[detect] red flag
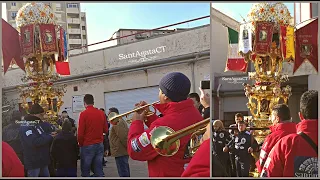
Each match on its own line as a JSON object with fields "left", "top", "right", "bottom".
{"left": 2, "top": 19, "right": 25, "bottom": 74}
{"left": 55, "top": 61, "right": 70, "bottom": 75}
{"left": 294, "top": 18, "right": 318, "bottom": 73}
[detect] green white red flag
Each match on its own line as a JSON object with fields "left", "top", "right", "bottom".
{"left": 224, "top": 27, "right": 248, "bottom": 72}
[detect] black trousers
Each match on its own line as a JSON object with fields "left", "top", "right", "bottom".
{"left": 235, "top": 156, "right": 250, "bottom": 177}
{"left": 229, "top": 153, "right": 237, "bottom": 177}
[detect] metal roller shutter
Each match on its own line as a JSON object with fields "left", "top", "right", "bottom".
{"left": 104, "top": 86, "right": 160, "bottom": 128}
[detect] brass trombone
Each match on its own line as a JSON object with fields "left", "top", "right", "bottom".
{"left": 150, "top": 118, "right": 210, "bottom": 157}
{"left": 108, "top": 101, "right": 160, "bottom": 124}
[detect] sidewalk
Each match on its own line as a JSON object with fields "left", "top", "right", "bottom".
{"left": 76, "top": 156, "right": 149, "bottom": 177}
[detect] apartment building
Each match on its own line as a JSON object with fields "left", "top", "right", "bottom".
{"left": 6, "top": 2, "right": 88, "bottom": 55}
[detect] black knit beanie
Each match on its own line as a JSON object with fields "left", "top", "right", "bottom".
{"left": 29, "top": 103, "right": 45, "bottom": 115}
{"left": 159, "top": 72, "right": 191, "bottom": 102}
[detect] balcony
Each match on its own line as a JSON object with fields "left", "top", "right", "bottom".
{"left": 67, "top": 18, "right": 80, "bottom": 24}
{"left": 81, "top": 20, "right": 86, "bottom": 25}
{"left": 66, "top": 8, "right": 79, "bottom": 14}
{"left": 68, "top": 29, "right": 81, "bottom": 34}
{"left": 82, "top": 30, "right": 86, "bottom": 35}
{"left": 68, "top": 39, "right": 82, "bottom": 44}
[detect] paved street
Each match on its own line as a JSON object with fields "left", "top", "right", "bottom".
{"left": 76, "top": 156, "right": 149, "bottom": 177}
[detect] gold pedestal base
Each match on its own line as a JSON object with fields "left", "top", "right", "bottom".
{"left": 249, "top": 169, "right": 260, "bottom": 177}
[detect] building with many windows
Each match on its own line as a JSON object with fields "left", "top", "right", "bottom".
{"left": 6, "top": 2, "right": 88, "bottom": 55}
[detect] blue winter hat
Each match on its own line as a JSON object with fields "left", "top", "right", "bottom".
{"left": 159, "top": 72, "right": 191, "bottom": 102}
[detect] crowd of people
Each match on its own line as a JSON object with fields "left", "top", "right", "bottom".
{"left": 2, "top": 71, "right": 318, "bottom": 178}
{"left": 205, "top": 90, "right": 318, "bottom": 177}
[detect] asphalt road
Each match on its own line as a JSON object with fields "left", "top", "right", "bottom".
{"left": 76, "top": 156, "right": 149, "bottom": 177}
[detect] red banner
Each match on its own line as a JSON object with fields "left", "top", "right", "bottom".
{"left": 254, "top": 22, "right": 274, "bottom": 55}
{"left": 58, "top": 27, "right": 65, "bottom": 61}
{"left": 39, "top": 24, "right": 58, "bottom": 54}
{"left": 20, "top": 24, "right": 35, "bottom": 58}
{"left": 294, "top": 18, "right": 318, "bottom": 73}
{"left": 2, "top": 19, "right": 25, "bottom": 74}
{"left": 280, "top": 25, "right": 287, "bottom": 59}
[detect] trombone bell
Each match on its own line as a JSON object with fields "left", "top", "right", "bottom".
{"left": 150, "top": 126, "right": 180, "bottom": 156}
{"left": 150, "top": 118, "right": 210, "bottom": 157}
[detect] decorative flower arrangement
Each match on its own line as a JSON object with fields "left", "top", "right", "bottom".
{"left": 247, "top": 3, "right": 292, "bottom": 32}
{"left": 16, "top": 2, "right": 57, "bottom": 29}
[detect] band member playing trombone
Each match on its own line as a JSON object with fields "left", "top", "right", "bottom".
{"left": 126, "top": 72, "right": 203, "bottom": 177}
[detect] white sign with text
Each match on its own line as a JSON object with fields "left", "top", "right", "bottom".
{"left": 72, "top": 95, "right": 85, "bottom": 113}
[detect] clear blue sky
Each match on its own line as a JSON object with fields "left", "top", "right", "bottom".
{"left": 80, "top": 3, "right": 210, "bottom": 51}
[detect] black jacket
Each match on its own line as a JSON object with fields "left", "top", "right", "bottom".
{"left": 19, "top": 115, "right": 53, "bottom": 170}
{"left": 51, "top": 131, "right": 79, "bottom": 168}
{"left": 213, "top": 130, "right": 232, "bottom": 155}
{"left": 3, "top": 123, "right": 23, "bottom": 162}
{"left": 227, "top": 131, "right": 258, "bottom": 159}
{"left": 202, "top": 107, "right": 210, "bottom": 119}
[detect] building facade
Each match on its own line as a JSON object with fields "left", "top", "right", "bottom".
{"left": 210, "top": 7, "right": 318, "bottom": 126}
{"left": 6, "top": 2, "right": 88, "bottom": 55}
{"left": 3, "top": 24, "right": 210, "bottom": 125}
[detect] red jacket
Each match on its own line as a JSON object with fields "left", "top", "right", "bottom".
{"left": 2, "top": 142, "right": 24, "bottom": 177}
{"left": 256, "top": 122, "right": 297, "bottom": 173}
{"left": 127, "top": 99, "right": 203, "bottom": 177}
{"left": 181, "top": 139, "right": 210, "bottom": 177}
{"left": 77, "top": 106, "right": 108, "bottom": 147}
{"left": 261, "top": 119, "right": 318, "bottom": 177}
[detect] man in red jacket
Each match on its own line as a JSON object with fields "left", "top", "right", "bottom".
{"left": 261, "top": 90, "right": 318, "bottom": 177}
{"left": 256, "top": 104, "right": 297, "bottom": 173}
{"left": 2, "top": 141, "right": 25, "bottom": 177}
{"left": 127, "top": 72, "right": 203, "bottom": 177}
{"left": 77, "top": 94, "right": 109, "bottom": 177}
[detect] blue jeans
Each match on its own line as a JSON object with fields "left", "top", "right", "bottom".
{"left": 56, "top": 168, "right": 77, "bottom": 177}
{"left": 80, "top": 143, "right": 104, "bottom": 177}
{"left": 27, "top": 166, "right": 50, "bottom": 177}
{"left": 115, "top": 155, "right": 130, "bottom": 177}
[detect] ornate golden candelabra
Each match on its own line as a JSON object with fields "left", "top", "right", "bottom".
{"left": 240, "top": 3, "right": 293, "bottom": 177}
{"left": 15, "top": 3, "right": 67, "bottom": 125}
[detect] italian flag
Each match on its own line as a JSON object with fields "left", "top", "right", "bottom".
{"left": 224, "top": 27, "right": 247, "bottom": 72}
